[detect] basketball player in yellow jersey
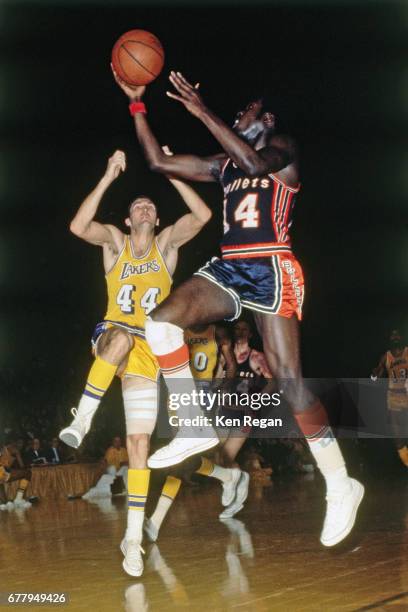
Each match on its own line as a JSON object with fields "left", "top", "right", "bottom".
{"left": 372, "top": 329, "right": 408, "bottom": 468}
{"left": 59, "top": 149, "right": 212, "bottom": 577}
{"left": 185, "top": 324, "right": 218, "bottom": 389}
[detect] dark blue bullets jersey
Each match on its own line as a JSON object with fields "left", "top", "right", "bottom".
{"left": 219, "top": 158, "right": 300, "bottom": 259}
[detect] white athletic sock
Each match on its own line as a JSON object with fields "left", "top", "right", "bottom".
{"left": 127, "top": 509, "right": 144, "bottom": 543}
{"left": 210, "top": 464, "right": 233, "bottom": 484}
{"left": 308, "top": 437, "right": 351, "bottom": 495}
{"left": 150, "top": 497, "right": 173, "bottom": 531}
{"left": 77, "top": 394, "right": 100, "bottom": 417}
{"left": 15, "top": 490, "right": 24, "bottom": 502}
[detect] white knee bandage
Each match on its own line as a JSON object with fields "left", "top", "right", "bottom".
{"left": 123, "top": 387, "right": 158, "bottom": 435}
{"left": 145, "top": 319, "right": 184, "bottom": 356}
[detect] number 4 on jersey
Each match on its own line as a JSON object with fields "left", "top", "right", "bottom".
{"left": 117, "top": 284, "right": 160, "bottom": 315}
{"left": 234, "top": 193, "right": 259, "bottom": 228}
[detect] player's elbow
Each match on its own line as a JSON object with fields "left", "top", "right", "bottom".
{"left": 245, "top": 160, "right": 269, "bottom": 178}
{"left": 201, "top": 208, "right": 212, "bottom": 224}
{"left": 148, "top": 158, "right": 166, "bottom": 174}
{"left": 69, "top": 219, "right": 86, "bottom": 238}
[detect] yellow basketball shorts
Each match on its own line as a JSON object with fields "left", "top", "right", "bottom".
{"left": 91, "top": 320, "right": 160, "bottom": 382}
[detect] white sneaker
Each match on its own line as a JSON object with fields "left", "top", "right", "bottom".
{"left": 59, "top": 407, "right": 95, "bottom": 449}
{"left": 122, "top": 540, "right": 145, "bottom": 577}
{"left": 0, "top": 503, "right": 7, "bottom": 511}
{"left": 144, "top": 517, "right": 159, "bottom": 542}
{"left": 13, "top": 499, "right": 32, "bottom": 509}
{"left": 320, "top": 478, "right": 364, "bottom": 547}
{"left": 221, "top": 468, "right": 242, "bottom": 506}
{"left": 219, "top": 471, "right": 249, "bottom": 519}
{"left": 147, "top": 435, "right": 219, "bottom": 469}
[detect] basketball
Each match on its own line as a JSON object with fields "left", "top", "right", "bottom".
{"left": 111, "top": 29, "right": 164, "bottom": 86}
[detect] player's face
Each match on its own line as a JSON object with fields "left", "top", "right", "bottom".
{"left": 390, "top": 330, "right": 402, "bottom": 346}
{"left": 113, "top": 437, "right": 121, "bottom": 449}
{"left": 128, "top": 198, "right": 158, "bottom": 229}
{"left": 233, "top": 321, "right": 252, "bottom": 342}
{"left": 233, "top": 100, "right": 276, "bottom": 142}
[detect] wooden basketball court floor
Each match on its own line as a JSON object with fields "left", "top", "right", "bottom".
{"left": 1, "top": 473, "right": 407, "bottom": 611}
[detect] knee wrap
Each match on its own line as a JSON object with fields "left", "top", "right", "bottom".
{"left": 123, "top": 387, "right": 158, "bottom": 435}
{"left": 145, "top": 319, "right": 184, "bottom": 356}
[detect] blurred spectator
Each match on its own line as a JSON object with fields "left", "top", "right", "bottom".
{"left": 45, "top": 437, "right": 64, "bottom": 464}
{"left": 24, "top": 438, "right": 47, "bottom": 465}
{"left": 82, "top": 436, "right": 128, "bottom": 499}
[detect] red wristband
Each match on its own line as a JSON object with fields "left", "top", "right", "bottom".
{"left": 129, "top": 101, "right": 146, "bottom": 116}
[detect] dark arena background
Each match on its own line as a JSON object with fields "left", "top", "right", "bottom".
{"left": 1, "top": 0, "right": 407, "bottom": 610}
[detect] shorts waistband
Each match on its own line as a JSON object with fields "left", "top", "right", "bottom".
{"left": 221, "top": 242, "right": 293, "bottom": 259}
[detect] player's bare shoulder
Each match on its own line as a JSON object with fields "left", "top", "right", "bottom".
{"left": 267, "top": 133, "right": 299, "bottom": 185}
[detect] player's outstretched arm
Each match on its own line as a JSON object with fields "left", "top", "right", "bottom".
{"left": 167, "top": 72, "right": 296, "bottom": 178}
{"left": 70, "top": 151, "right": 125, "bottom": 249}
{"left": 112, "top": 67, "right": 225, "bottom": 182}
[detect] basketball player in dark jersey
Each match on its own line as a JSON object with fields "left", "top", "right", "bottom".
{"left": 113, "top": 69, "right": 364, "bottom": 547}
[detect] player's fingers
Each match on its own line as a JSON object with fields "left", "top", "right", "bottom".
{"left": 194, "top": 83, "right": 200, "bottom": 89}
{"left": 170, "top": 72, "right": 192, "bottom": 96}
{"left": 166, "top": 91, "right": 186, "bottom": 103}
{"left": 177, "top": 72, "right": 194, "bottom": 89}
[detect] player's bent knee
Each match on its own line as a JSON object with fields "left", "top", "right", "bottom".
{"left": 99, "top": 327, "right": 133, "bottom": 358}
{"left": 123, "top": 387, "right": 158, "bottom": 435}
{"left": 145, "top": 319, "right": 184, "bottom": 355}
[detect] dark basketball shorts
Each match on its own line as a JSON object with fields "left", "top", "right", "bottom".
{"left": 195, "top": 252, "right": 304, "bottom": 321}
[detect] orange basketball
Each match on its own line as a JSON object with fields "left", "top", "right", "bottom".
{"left": 111, "top": 29, "right": 165, "bottom": 86}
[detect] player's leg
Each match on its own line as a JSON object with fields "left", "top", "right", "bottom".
{"left": 59, "top": 325, "right": 134, "bottom": 448}
{"left": 145, "top": 275, "right": 238, "bottom": 468}
{"left": 212, "top": 433, "right": 250, "bottom": 519}
{"left": 6, "top": 468, "right": 32, "bottom": 508}
{"left": 144, "top": 475, "right": 182, "bottom": 542}
{"left": 121, "top": 374, "right": 158, "bottom": 577}
{"left": 255, "top": 311, "right": 364, "bottom": 546}
{"left": 389, "top": 410, "right": 408, "bottom": 467}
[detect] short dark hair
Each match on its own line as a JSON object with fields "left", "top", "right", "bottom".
{"left": 128, "top": 196, "right": 157, "bottom": 216}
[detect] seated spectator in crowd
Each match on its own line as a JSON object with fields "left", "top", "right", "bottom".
{"left": 83, "top": 436, "right": 128, "bottom": 500}
{"left": 0, "top": 443, "right": 32, "bottom": 509}
{"left": 24, "top": 438, "right": 47, "bottom": 465}
{"left": 45, "top": 437, "right": 64, "bottom": 464}
{"left": 45, "top": 438, "right": 77, "bottom": 464}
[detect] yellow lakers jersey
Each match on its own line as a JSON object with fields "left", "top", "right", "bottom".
{"left": 185, "top": 325, "right": 218, "bottom": 380}
{"left": 386, "top": 348, "right": 408, "bottom": 410}
{"left": 105, "top": 236, "right": 172, "bottom": 334}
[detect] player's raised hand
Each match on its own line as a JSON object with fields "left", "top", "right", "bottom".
{"left": 104, "top": 150, "right": 126, "bottom": 182}
{"left": 167, "top": 71, "right": 204, "bottom": 117}
{"left": 111, "top": 64, "right": 146, "bottom": 101}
